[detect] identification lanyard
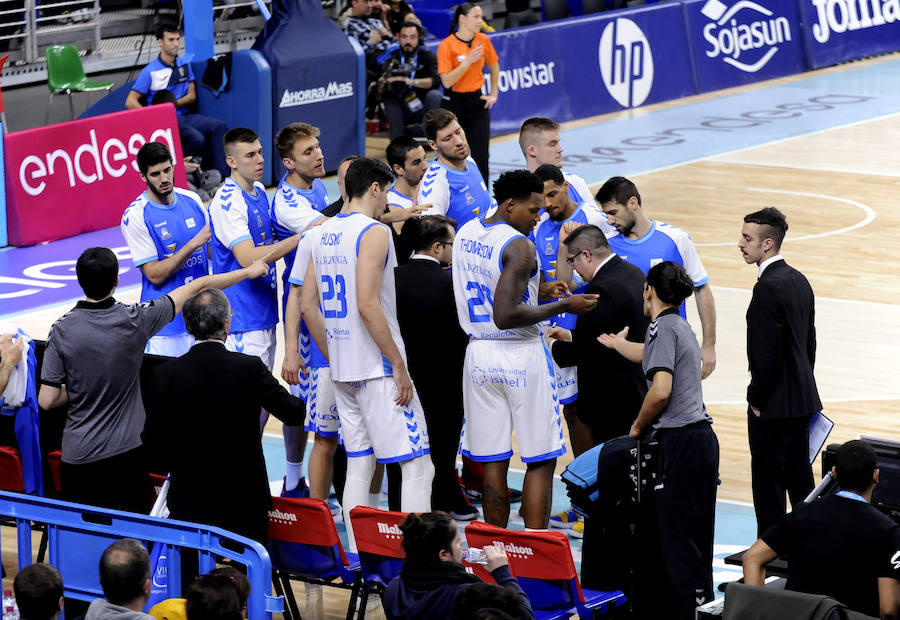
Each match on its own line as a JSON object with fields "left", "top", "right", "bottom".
{"left": 836, "top": 490, "right": 867, "bottom": 503}
{"left": 404, "top": 52, "right": 418, "bottom": 82}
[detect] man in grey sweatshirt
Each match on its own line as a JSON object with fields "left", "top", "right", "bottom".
{"left": 85, "top": 538, "right": 154, "bottom": 620}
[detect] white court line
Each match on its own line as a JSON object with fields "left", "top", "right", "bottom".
{"left": 0, "top": 284, "right": 141, "bottom": 322}
{"left": 704, "top": 158, "right": 900, "bottom": 178}
{"left": 694, "top": 188, "right": 876, "bottom": 247}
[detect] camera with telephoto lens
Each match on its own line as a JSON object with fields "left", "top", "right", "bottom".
{"left": 383, "top": 55, "right": 415, "bottom": 96}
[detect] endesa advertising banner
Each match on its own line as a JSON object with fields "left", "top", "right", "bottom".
{"left": 798, "top": 0, "right": 900, "bottom": 68}
{"left": 426, "top": 3, "right": 698, "bottom": 135}
{"left": 683, "top": 0, "right": 808, "bottom": 93}
{"left": 4, "top": 105, "right": 186, "bottom": 247}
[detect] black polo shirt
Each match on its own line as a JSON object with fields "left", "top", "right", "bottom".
{"left": 762, "top": 492, "right": 900, "bottom": 616}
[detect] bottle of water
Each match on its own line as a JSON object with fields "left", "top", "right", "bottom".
{"left": 2, "top": 590, "right": 17, "bottom": 620}
{"left": 461, "top": 547, "right": 488, "bottom": 564}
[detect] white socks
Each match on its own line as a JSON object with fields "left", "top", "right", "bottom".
{"left": 285, "top": 460, "right": 304, "bottom": 491}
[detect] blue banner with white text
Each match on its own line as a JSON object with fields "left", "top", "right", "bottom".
{"left": 683, "top": 0, "right": 808, "bottom": 92}
{"left": 796, "top": 0, "right": 900, "bottom": 69}
{"left": 425, "top": 3, "right": 698, "bottom": 136}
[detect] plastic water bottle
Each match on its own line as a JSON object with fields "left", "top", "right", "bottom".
{"left": 304, "top": 583, "right": 324, "bottom": 620}
{"left": 2, "top": 590, "right": 18, "bottom": 620}
{"left": 461, "top": 547, "right": 488, "bottom": 564}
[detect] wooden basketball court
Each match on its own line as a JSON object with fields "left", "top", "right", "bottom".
{"left": 2, "top": 52, "right": 899, "bottom": 618}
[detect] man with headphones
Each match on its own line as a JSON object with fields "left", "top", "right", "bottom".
{"left": 380, "top": 21, "right": 442, "bottom": 139}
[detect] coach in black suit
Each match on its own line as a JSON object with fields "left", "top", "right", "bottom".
{"left": 143, "top": 288, "right": 305, "bottom": 543}
{"left": 740, "top": 207, "right": 821, "bottom": 536}
{"left": 393, "top": 214, "right": 473, "bottom": 518}
{"left": 550, "top": 224, "right": 648, "bottom": 444}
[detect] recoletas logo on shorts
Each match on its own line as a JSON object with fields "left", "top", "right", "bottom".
{"left": 701, "top": 0, "right": 792, "bottom": 73}
{"left": 598, "top": 18, "right": 654, "bottom": 108}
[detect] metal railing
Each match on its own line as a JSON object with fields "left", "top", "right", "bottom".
{"left": 0, "top": 0, "right": 100, "bottom": 64}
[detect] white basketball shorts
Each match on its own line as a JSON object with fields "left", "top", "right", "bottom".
{"left": 461, "top": 338, "right": 566, "bottom": 463}
{"left": 305, "top": 366, "right": 340, "bottom": 437}
{"left": 225, "top": 327, "right": 276, "bottom": 371}
{"left": 334, "top": 376, "right": 430, "bottom": 464}
{"left": 145, "top": 333, "right": 194, "bottom": 358}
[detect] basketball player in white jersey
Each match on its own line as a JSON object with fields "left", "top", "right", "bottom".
{"left": 300, "top": 158, "right": 433, "bottom": 550}
{"left": 452, "top": 169, "right": 598, "bottom": 529}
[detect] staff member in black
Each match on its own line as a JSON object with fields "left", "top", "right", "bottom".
{"left": 743, "top": 439, "right": 900, "bottom": 619}
{"left": 739, "top": 207, "right": 820, "bottom": 537}
{"left": 436, "top": 2, "right": 499, "bottom": 181}
{"left": 601, "top": 261, "right": 719, "bottom": 620}
{"left": 394, "top": 215, "right": 477, "bottom": 520}
{"left": 549, "top": 224, "right": 648, "bottom": 444}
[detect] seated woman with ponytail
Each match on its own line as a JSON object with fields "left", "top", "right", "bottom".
{"left": 383, "top": 512, "right": 535, "bottom": 619}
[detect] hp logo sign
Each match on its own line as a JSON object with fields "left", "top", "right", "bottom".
{"left": 598, "top": 18, "right": 654, "bottom": 108}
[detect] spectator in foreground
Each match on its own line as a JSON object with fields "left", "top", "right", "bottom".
{"left": 452, "top": 583, "right": 530, "bottom": 619}
{"left": 743, "top": 439, "right": 900, "bottom": 619}
{"left": 86, "top": 538, "right": 154, "bottom": 620}
{"left": 383, "top": 512, "right": 534, "bottom": 619}
{"left": 185, "top": 573, "right": 243, "bottom": 620}
{"left": 13, "top": 564, "right": 64, "bottom": 620}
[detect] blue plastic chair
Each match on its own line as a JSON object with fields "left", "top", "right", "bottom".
{"left": 348, "top": 506, "right": 409, "bottom": 617}
{"left": 267, "top": 496, "right": 362, "bottom": 620}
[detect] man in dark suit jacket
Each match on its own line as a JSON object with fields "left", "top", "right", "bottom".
{"left": 393, "top": 214, "right": 476, "bottom": 519}
{"left": 550, "top": 224, "right": 649, "bottom": 444}
{"left": 143, "top": 288, "right": 305, "bottom": 543}
{"left": 740, "top": 207, "right": 821, "bottom": 536}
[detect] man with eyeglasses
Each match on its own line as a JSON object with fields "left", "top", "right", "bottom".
{"left": 532, "top": 163, "right": 613, "bottom": 536}
{"left": 547, "top": 223, "right": 648, "bottom": 590}
{"left": 549, "top": 224, "right": 648, "bottom": 445}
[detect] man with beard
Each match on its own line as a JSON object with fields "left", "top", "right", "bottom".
{"left": 380, "top": 22, "right": 442, "bottom": 139}
{"left": 596, "top": 176, "right": 717, "bottom": 380}
{"left": 532, "top": 164, "right": 613, "bottom": 536}
{"left": 386, "top": 136, "right": 430, "bottom": 235}
{"left": 419, "top": 108, "right": 494, "bottom": 230}
{"left": 121, "top": 141, "right": 211, "bottom": 357}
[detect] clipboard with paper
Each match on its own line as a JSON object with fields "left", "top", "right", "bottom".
{"left": 808, "top": 412, "right": 834, "bottom": 464}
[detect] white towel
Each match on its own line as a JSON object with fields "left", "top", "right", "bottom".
{"left": 0, "top": 331, "right": 29, "bottom": 410}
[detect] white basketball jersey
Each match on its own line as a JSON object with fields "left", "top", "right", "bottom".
{"left": 309, "top": 212, "right": 407, "bottom": 382}
{"left": 452, "top": 219, "right": 541, "bottom": 341}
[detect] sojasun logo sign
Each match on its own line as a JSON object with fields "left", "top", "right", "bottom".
{"left": 701, "top": 0, "right": 792, "bottom": 73}
{"left": 809, "top": 0, "right": 900, "bottom": 44}
{"left": 598, "top": 18, "right": 654, "bottom": 108}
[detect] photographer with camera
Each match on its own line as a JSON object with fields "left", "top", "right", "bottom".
{"left": 380, "top": 22, "right": 442, "bottom": 139}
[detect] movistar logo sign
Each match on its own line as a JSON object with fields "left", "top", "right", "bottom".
{"left": 279, "top": 81, "right": 354, "bottom": 108}
{"left": 701, "top": 0, "right": 791, "bottom": 73}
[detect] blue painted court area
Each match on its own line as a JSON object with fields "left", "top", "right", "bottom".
{"left": 489, "top": 58, "right": 900, "bottom": 187}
